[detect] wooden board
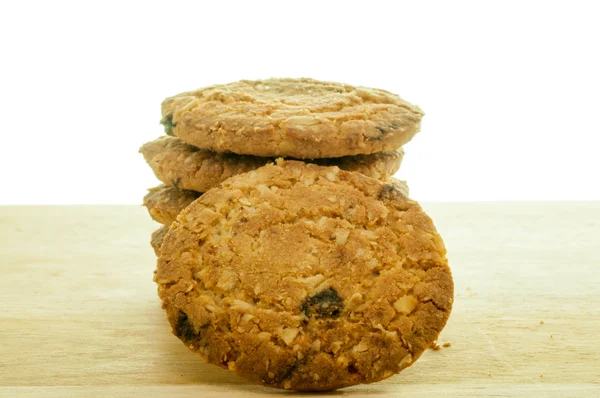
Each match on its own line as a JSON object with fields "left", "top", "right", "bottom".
{"left": 1, "top": 204, "right": 599, "bottom": 397}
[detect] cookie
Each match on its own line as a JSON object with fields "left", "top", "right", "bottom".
{"left": 146, "top": 178, "right": 409, "bottom": 226}
{"left": 155, "top": 160, "right": 452, "bottom": 391}
{"left": 161, "top": 78, "right": 423, "bottom": 158}
{"left": 143, "top": 185, "right": 200, "bottom": 225}
{"left": 151, "top": 225, "right": 169, "bottom": 256}
{"left": 140, "top": 136, "right": 404, "bottom": 193}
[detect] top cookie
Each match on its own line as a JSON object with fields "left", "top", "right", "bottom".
{"left": 161, "top": 78, "right": 424, "bottom": 158}
{"left": 155, "top": 160, "right": 452, "bottom": 391}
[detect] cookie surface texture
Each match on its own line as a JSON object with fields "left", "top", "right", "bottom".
{"left": 151, "top": 225, "right": 170, "bottom": 256}
{"left": 140, "top": 137, "right": 269, "bottom": 192}
{"left": 143, "top": 185, "right": 200, "bottom": 225}
{"left": 140, "top": 136, "right": 403, "bottom": 192}
{"left": 155, "top": 160, "right": 452, "bottom": 391}
{"left": 144, "top": 179, "right": 406, "bottom": 229}
{"left": 161, "top": 78, "right": 423, "bottom": 158}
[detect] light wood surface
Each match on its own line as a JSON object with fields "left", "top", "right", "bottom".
{"left": 1, "top": 204, "right": 599, "bottom": 397}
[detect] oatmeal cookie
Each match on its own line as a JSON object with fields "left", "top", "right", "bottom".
{"left": 155, "top": 160, "right": 452, "bottom": 391}
{"left": 145, "top": 179, "right": 407, "bottom": 228}
{"left": 143, "top": 185, "right": 200, "bottom": 225}
{"left": 140, "top": 136, "right": 403, "bottom": 192}
{"left": 161, "top": 78, "right": 423, "bottom": 158}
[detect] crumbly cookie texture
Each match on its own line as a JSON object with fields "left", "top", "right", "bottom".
{"left": 146, "top": 179, "right": 407, "bottom": 229}
{"left": 151, "top": 225, "right": 170, "bottom": 256}
{"left": 140, "top": 137, "right": 268, "bottom": 193}
{"left": 143, "top": 185, "right": 200, "bottom": 225}
{"left": 389, "top": 178, "right": 409, "bottom": 197}
{"left": 161, "top": 78, "right": 423, "bottom": 158}
{"left": 155, "top": 160, "right": 452, "bottom": 391}
{"left": 140, "top": 136, "right": 403, "bottom": 192}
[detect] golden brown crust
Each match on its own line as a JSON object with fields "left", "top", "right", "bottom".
{"left": 155, "top": 161, "right": 452, "bottom": 391}
{"left": 143, "top": 185, "right": 200, "bottom": 225}
{"left": 312, "top": 151, "right": 404, "bottom": 181}
{"left": 140, "top": 136, "right": 403, "bottom": 192}
{"left": 151, "top": 225, "right": 170, "bottom": 256}
{"left": 161, "top": 78, "right": 423, "bottom": 158}
{"left": 144, "top": 179, "right": 407, "bottom": 228}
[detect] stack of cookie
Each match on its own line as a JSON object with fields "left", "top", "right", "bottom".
{"left": 139, "top": 79, "right": 453, "bottom": 391}
{"left": 140, "top": 137, "right": 406, "bottom": 253}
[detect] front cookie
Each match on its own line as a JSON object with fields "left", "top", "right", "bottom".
{"left": 155, "top": 160, "right": 452, "bottom": 391}
{"left": 161, "top": 78, "right": 423, "bottom": 158}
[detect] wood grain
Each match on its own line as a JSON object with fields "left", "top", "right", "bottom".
{"left": 1, "top": 204, "right": 599, "bottom": 397}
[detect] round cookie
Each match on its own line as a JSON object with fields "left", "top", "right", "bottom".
{"left": 140, "top": 137, "right": 268, "bottom": 192}
{"left": 146, "top": 178, "right": 408, "bottom": 229}
{"left": 143, "top": 185, "right": 200, "bottom": 225}
{"left": 146, "top": 179, "right": 408, "bottom": 227}
{"left": 151, "top": 225, "right": 169, "bottom": 256}
{"left": 140, "top": 136, "right": 404, "bottom": 192}
{"left": 155, "top": 160, "right": 452, "bottom": 391}
{"left": 161, "top": 78, "right": 424, "bottom": 158}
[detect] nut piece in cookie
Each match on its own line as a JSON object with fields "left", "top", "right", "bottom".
{"left": 161, "top": 78, "right": 423, "bottom": 158}
{"left": 155, "top": 160, "right": 453, "bottom": 391}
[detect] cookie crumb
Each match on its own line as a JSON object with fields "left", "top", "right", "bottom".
{"left": 429, "top": 341, "right": 441, "bottom": 351}
{"left": 488, "top": 372, "right": 492, "bottom": 376}
{"left": 430, "top": 341, "right": 451, "bottom": 351}
{"left": 540, "top": 373, "right": 543, "bottom": 378}
{"left": 540, "top": 320, "right": 544, "bottom": 324}
{"left": 462, "top": 286, "right": 476, "bottom": 297}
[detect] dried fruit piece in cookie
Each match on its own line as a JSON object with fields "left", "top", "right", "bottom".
{"left": 143, "top": 185, "right": 200, "bottom": 225}
{"left": 140, "top": 136, "right": 403, "bottom": 192}
{"left": 388, "top": 178, "right": 409, "bottom": 196}
{"left": 161, "top": 78, "right": 423, "bottom": 158}
{"left": 155, "top": 160, "right": 452, "bottom": 391}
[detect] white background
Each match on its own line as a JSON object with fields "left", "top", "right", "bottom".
{"left": 1, "top": 1, "right": 598, "bottom": 204}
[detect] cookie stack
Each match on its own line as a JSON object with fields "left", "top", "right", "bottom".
{"left": 139, "top": 79, "right": 453, "bottom": 391}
